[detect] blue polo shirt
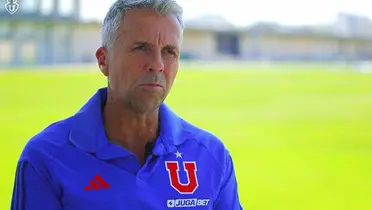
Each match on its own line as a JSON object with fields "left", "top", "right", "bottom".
{"left": 11, "top": 87, "right": 242, "bottom": 210}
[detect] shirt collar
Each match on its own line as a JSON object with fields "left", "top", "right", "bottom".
{"left": 68, "top": 87, "right": 184, "bottom": 159}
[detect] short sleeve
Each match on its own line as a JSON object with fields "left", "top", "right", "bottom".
{"left": 213, "top": 152, "right": 243, "bottom": 209}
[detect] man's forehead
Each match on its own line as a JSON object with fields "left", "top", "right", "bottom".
{"left": 118, "top": 21, "right": 181, "bottom": 46}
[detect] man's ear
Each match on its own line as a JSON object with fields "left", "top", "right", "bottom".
{"left": 95, "top": 47, "right": 109, "bottom": 76}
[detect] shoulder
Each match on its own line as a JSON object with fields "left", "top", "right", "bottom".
{"left": 180, "top": 119, "right": 231, "bottom": 170}
{"left": 18, "top": 117, "right": 73, "bottom": 166}
{"left": 12, "top": 118, "right": 72, "bottom": 200}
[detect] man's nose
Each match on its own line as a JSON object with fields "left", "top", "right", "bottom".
{"left": 147, "top": 51, "right": 164, "bottom": 72}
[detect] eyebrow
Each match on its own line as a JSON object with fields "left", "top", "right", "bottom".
{"left": 133, "top": 41, "right": 148, "bottom": 46}
{"left": 163, "top": 44, "right": 179, "bottom": 53}
{"left": 133, "top": 41, "right": 179, "bottom": 52}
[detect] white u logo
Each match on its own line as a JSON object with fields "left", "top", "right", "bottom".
{"left": 5, "top": 0, "right": 19, "bottom": 15}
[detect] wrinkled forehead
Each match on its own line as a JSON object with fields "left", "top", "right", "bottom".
{"left": 117, "top": 9, "right": 183, "bottom": 46}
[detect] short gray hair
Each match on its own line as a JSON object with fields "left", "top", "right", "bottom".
{"left": 101, "top": 0, "right": 184, "bottom": 49}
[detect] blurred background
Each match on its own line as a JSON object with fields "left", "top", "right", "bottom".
{"left": 1, "top": 0, "right": 372, "bottom": 209}
{"left": 2, "top": 0, "right": 372, "bottom": 65}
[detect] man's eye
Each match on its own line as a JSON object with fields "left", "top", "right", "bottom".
{"left": 134, "top": 45, "right": 146, "bottom": 50}
{"left": 166, "top": 49, "right": 177, "bottom": 56}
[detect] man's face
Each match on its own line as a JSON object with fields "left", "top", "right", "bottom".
{"left": 96, "top": 9, "right": 182, "bottom": 113}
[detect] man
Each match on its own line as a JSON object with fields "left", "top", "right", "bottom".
{"left": 11, "top": 0, "right": 242, "bottom": 209}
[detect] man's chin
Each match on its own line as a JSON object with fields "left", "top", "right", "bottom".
{"left": 124, "top": 99, "right": 163, "bottom": 114}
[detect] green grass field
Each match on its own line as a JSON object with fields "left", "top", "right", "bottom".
{"left": 1, "top": 63, "right": 372, "bottom": 209}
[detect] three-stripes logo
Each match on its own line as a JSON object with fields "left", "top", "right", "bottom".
{"left": 84, "top": 174, "right": 110, "bottom": 191}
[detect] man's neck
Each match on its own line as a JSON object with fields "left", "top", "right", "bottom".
{"left": 102, "top": 100, "right": 160, "bottom": 162}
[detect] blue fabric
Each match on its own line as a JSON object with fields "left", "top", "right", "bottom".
{"left": 11, "top": 87, "right": 243, "bottom": 210}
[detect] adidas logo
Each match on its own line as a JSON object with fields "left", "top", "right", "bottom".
{"left": 84, "top": 174, "right": 111, "bottom": 191}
